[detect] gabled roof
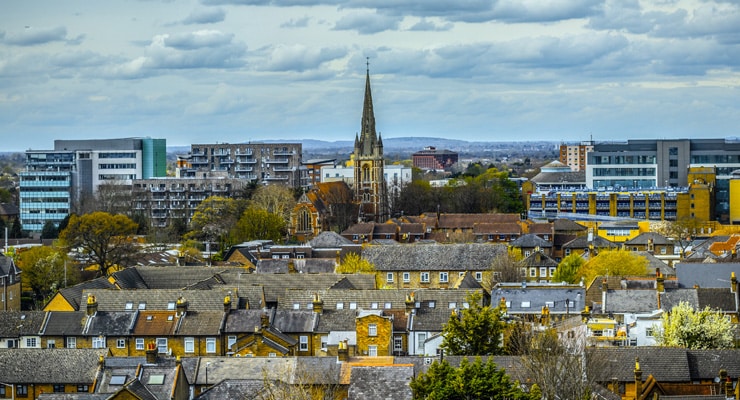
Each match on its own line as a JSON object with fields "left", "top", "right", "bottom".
{"left": 49, "top": 276, "right": 116, "bottom": 311}
{"left": 255, "top": 259, "right": 336, "bottom": 274}
{"left": 176, "top": 311, "right": 226, "bottom": 336}
{"left": 271, "top": 310, "right": 318, "bottom": 333}
{"left": 437, "top": 213, "right": 520, "bottom": 229}
{"left": 309, "top": 231, "right": 354, "bottom": 248}
{"left": 341, "top": 223, "right": 375, "bottom": 236}
{"left": 84, "top": 311, "right": 138, "bottom": 337}
{"left": 0, "top": 348, "right": 107, "bottom": 383}
{"left": 696, "top": 288, "right": 737, "bottom": 312}
{"left": 195, "top": 379, "right": 265, "bottom": 400}
{"left": 97, "top": 356, "right": 181, "bottom": 400}
{"left": 686, "top": 349, "right": 740, "bottom": 380}
{"left": 518, "top": 251, "right": 559, "bottom": 268}
{"left": 41, "top": 311, "right": 86, "bottom": 336}
{"left": 510, "top": 234, "right": 553, "bottom": 248}
{"left": 625, "top": 232, "right": 673, "bottom": 246}
{"left": 562, "top": 235, "right": 618, "bottom": 249}
{"left": 348, "top": 365, "right": 413, "bottom": 400}
{"left": 398, "top": 223, "right": 426, "bottom": 235}
{"left": 223, "top": 310, "right": 264, "bottom": 333}
{"left": 604, "top": 290, "right": 659, "bottom": 313}
{"left": 633, "top": 251, "right": 676, "bottom": 275}
{"left": 675, "top": 262, "right": 740, "bottom": 288}
{"left": 0, "top": 254, "right": 20, "bottom": 276}
{"left": 0, "top": 310, "right": 46, "bottom": 336}
{"left": 84, "top": 288, "right": 234, "bottom": 312}
{"left": 586, "top": 348, "right": 690, "bottom": 382}
{"left": 660, "top": 288, "right": 700, "bottom": 310}
{"left": 363, "top": 243, "right": 506, "bottom": 271}
{"left": 553, "top": 219, "right": 587, "bottom": 232}
{"left": 131, "top": 311, "right": 179, "bottom": 336}
{"left": 409, "top": 308, "right": 454, "bottom": 331}
{"left": 491, "top": 285, "right": 586, "bottom": 314}
{"left": 317, "top": 309, "right": 357, "bottom": 331}
{"left": 528, "top": 223, "right": 554, "bottom": 235}
{"left": 473, "top": 222, "right": 522, "bottom": 235}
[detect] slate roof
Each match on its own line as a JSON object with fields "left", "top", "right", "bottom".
{"left": 255, "top": 258, "right": 336, "bottom": 274}
{"left": 83, "top": 311, "right": 138, "bottom": 337}
{"left": 510, "top": 234, "right": 553, "bottom": 248}
{"left": 316, "top": 309, "right": 357, "bottom": 331}
{"left": 437, "top": 213, "right": 520, "bottom": 229}
{"left": 562, "top": 235, "right": 619, "bottom": 250}
{"left": 625, "top": 232, "right": 674, "bottom": 246}
{"left": 186, "top": 357, "right": 341, "bottom": 385}
{"left": 363, "top": 242, "right": 506, "bottom": 271}
{"left": 51, "top": 277, "right": 116, "bottom": 311}
{"left": 660, "top": 289, "right": 700, "bottom": 310}
{"left": 271, "top": 310, "right": 318, "bottom": 333}
{"left": 604, "top": 290, "right": 659, "bottom": 313}
{"left": 309, "top": 231, "right": 354, "bottom": 248}
{"left": 129, "top": 266, "right": 246, "bottom": 289}
{"left": 0, "top": 310, "right": 44, "bottom": 337}
{"left": 634, "top": 251, "right": 676, "bottom": 275}
{"left": 348, "top": 365, "right": 413, "bottom": 400}
{"left": 491, "top": 285, "right": 586, "bottom": 315}
{"left": 675, "top": 262, "right": 740, "bottom": 288}
{"left": 686, "top": 349, "right": 740, "bottom": 380}
{"left": 223, "top": 309, "right": 264, "bottom": 333}
{"left": 342, "top": 223, "right": 375, "bottom": 236}
{"left": 0, "top": 348, "right": 107, "bottom": 383}
{"left": 472, "top": 222, "right": 522, "bottom": 235}
{"left": 96, "top": 356, "right": 180, "bottom": 400}
{"left": 237, "top": 273, "right": 377, "bottom": 304}
{"left": 176, "top": 311, "right": 226, "bottom": 336}
{"left": 195, "top": 379, "right": 265, "bottom": 400}
{"left": 0, "top": 254, "right": 20, "bottom": 276}
{"left": 696, "top": 288, "right": 737, "bottom": 312}
{"left": 530, "top": 170, "right": 586, "bottom": 184}
{"left": 409, "top": 308, "right": 455, "bottom": 331}
{"left": 518, "top": 251, "right": 559, "bottom": 268}
{"left": 587, "top": 347, "right": 692, "bottom": 382}
{"left": 84, "top": 288, "right": 235, "bottom": 312}
{"left": 553, "top": 219, "right": 587, "bottom": 232}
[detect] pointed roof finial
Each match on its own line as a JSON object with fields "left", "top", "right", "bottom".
{"left": 366, "top": 56, "right": 370, "bottom": 73}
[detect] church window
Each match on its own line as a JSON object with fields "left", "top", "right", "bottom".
{"left": 297, "top": 208, "right": 312, "bottom": 232}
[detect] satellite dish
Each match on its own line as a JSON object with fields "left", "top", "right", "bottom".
{"left": 714, "top": 377, "right": 721, "bottom": 383}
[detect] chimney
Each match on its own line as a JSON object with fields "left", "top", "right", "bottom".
{"left": 86, "top": 294, "right": 98, "bottom": 316}
{"left": 499, "top": 297, "right": 508, "bottom": 317}
{"left": 731, "top": 272, "right": 737, "bottom": 293}
{"left": 656, "top": 269, "right": 665, "bottom": 293}
{"left": 720, "top": 370, "right": 728, "bottom": 394}
{"left": 610, "top": 377, "right": 619, "bottom": 396}
{"left": 288, "top": 260, "right": 296, "bottom": 273}
{"left": 602, "top": 279, "right": 608, "bottom": 313}
{"left": 312, "top": 292, "right": 324, "bottom": 313}
{"left": 176, "top": 296, "right": 188, "bottom": 317}
{"left": 634, "top": 357, "right": 643, "bottom": 399}
{"left": 337, "top": 339, "right": 349, "bottom": 362}
{"left": 260, "top": 312, "right": 270, "bottom": 329}
{"left": 223, "top": 294, "right": 232, "bottom": 312}
{"left": 145, "top": 342, "right": 157, "bottom": 364}
{"left": 405, "top": 293, "right": 416, "bottom": 314}
{"left": 540, "top": 305, "right": 550, "bottom": 326}
{"left": 581, "top": 305, "right": 591, "bottom": 323}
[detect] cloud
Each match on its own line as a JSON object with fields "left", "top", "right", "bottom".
{"left": 261, "top": 44, "right": 347, "bottom": 72}
{"left": 487, "top": 0, "right": 602, "bottom": 23}
{"left": 407, "top": 19, "right": 453, "bottom": 31}
{"left": 333, "top": 12, "right": 403, "bottom": 34}
{"left": 160, "top": 30, "right": 235, "bottom": 49}
{"left": 182, "top": 7, "right": 226, "bottom": 24}
{"left": 281, "top": 16, "right": 310, "bottom": 28}
{"left": 2, "top": 26, "right": 72, "bottom": 46}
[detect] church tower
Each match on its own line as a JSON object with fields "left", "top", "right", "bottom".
{"left": 353, "top": 63, "right": 388, "bottom": 222}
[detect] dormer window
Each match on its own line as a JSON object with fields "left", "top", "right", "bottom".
{"left": 125, "top": 302, "right": 133, "bottom": 310}
{"left": 138, "top": 303, "right": 146, "bottom": 310}
{"left": 428, "top": 301, "right": 435, "bottom": 308}
{"left": 167, "top": 302, "right": 176, "bottom": 310}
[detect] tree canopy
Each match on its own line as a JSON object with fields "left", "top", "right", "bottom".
{"left": 231, "top": 206, "right": 287, "bottom": 243}
{"left": 578, "top": 249, "right": 649, "bottom": 284}
{"left": 552, "top": 253, "right": 585, "bottom": 284}
{"left": 335, "top": 252, "right": 375, "bottom": 274}
{"left": 186, "top": 196, "right": 242, "bottom": 244}
{"left": 59, "top": 212, "right": 139, "bottom": 276}
{"left": 655, "top": 301, "right": 734, "bottom": 349}
{"left": 410, "top": 357, "right": 536, "bottom": 400}
{"left": 16, "top": 246, "right": 77, "bottom": 306}
{"left": 440, "top": 291, "right": 506, "bottom": 356}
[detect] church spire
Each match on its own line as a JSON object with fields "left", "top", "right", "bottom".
{"left": 359, "top": 57, "right": 377, "bottom": 155}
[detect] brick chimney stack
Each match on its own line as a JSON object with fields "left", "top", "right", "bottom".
{"left": 86, "top": 294, "right": 98, "bottom": 316}
{"left": 634, "top": 357, "right": 643, "bottom": 399}
{"left": 656, "top": 269, "right": 665, "bottom": 293}
{"left": 338, "top": 339, "right": 349, "bottom": 362}
{"left": 145, "top": 342, "right": 157, "bottom": 364}
{"left": 312, "top": 292, "right": 324, "bottom": 313}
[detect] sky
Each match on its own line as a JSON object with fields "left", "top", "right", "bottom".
{"left": 2, "top": 0, "right": 740, "bottom": 151}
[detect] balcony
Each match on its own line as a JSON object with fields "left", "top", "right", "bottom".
{"left": 264, "top": 175, "right": 289, "bottom": 181}
{"left": 218, "top": 158, "right": 234, "bottom": 164}
{"left": 273, "top": 166, "right": 294, "bottom": 172}
{"left": 273, "top": 150, "right": 294, "bottom": 156}
{"left": 237, "top": 157, "right": 257, "bottom": 164}
{"left": 235, "top": 166, "right": 254, "bottom": 172}
{"left": 236, "top": 149, "right": 253, "bottom": 156}
{"left": 265, "top": 158, "right": 290, "bottom": 164}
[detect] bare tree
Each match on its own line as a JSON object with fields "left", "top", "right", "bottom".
{"left": 488, "top": 247, "right": 523, "bottom": 288}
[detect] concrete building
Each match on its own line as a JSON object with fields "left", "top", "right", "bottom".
{"left": 20, "top": 138, "right": 166, "bottom": 232}
{"left": 559, "top": 140, "right": 594, "bottom": 172}
{"left": 586, "top": 138, "right": 740, "bottom": 222}
{"left": 177, "top": 142, "right": 304, "bottom": 189}
{"left": 412, "top": 146, "right": 458, "bottom": 171}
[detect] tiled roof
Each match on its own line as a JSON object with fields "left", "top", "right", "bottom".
{"left": 0, "top": 310, "right": 46, "bottom": 336}
{"left": 111, "top": 267, "right": 148, "bottom": 289}
{"left": 176, "top": 311, "right": 226, "bottom": 336}
{"left": 374, "top": 223, "right": 398, "bottom": 234}
{"left": 562, "top": 235, "right": 618, "bottom": 249}
{"left": 437, "top": 213, "right": 520, "bottom": 229}
{"left": 317, "top": 309, "right": 357, "bottom": 331}
{"left": 696, "top": 288, "right": 737, "bottom": 312}
{"left": 223, "top": 310, "right": 263, "bottom": 333}
{"left": 410, "top": 308, "right": 455, "bottom": 331}
{"left": 604, "top": 290, "right": 659, "bottom": 313}
{"left": 52, "top": 277, "right": 116, "bottom": 311}
{"left": 348, "top": 365, "right": 413, "bottom": 400}
{"left": 472, "top": 222, "right": 522, "bottom": 235}
{"left": 686, "top": 349, "right": 740, "bottom": 380}
{"left": 660, "top": 289, "right": 699, "bottom": 310}
{"left": 84, "top": 288, "right": 235, "bottom": 312}
{"left": 128, "top": 266, "right": 245, "bottom": 289}
{"left": 528, "top": 223, "right": 554, "bottom": 235}
{"left": 625, "top": 232, "right": 673, "bottom": 246}
{"left": 553, "top": 219, "right": 587, "bottom": 232}
{"left": 132, "top": 311, "right": 178, "bottom": 336}
{"left": 518, "top": 251, "right": 559, "bottom": 268}
{"left": 341, "top": 223, "right": 375, "bottom": 235}
{"left": 255, "top": 259, "right": 336, "bottom": 274}
{"left": 586, "top": 347, "right": 691, "bottom": 382}
{"left": 309, "top": 231, "right": 354, "bottom": 248}
{"left": 675, "top": 262, "right": 740, "bottom": 289}
{"left": 41, "top": 311, "right": 86, "bottom": 336}
{"left": 84, "top": 311, "right": 138, "bottom": 336}
{"left": 510, "top": 234, "right": 553, "bottom": 248}
{"left": 398, "top": 223, "right": 426, "bottom": 235}
{"left": 530, "top": 170, "right": 586, "bottom": 184}
{"left": 195, "top": 379, "right": 265, "bottom": 400}
{"left": 272, "top": 310, "right": 318, "bottom": 333}
{"left": 491, "top": 285, "right": 587, "bottom": 315}
{"left": 633, "top": 252, "right": 676, "bottom": 275}
{"left": 0, "top": 348, "right": 107, "bottom": 383}
{"left": 363, "top": 242, "right": 506, "bottom": 271}
{"left": 0, "top": 254, "right": 20, "bottom": 276}
{"left": 120, "top": 379, "right": 158, "bottom": 400}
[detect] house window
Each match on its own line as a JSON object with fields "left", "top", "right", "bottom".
{"left": 448, "top": 302, "right": 456, "bottom": 309}
{"left": 156, "top": 338, "right": 167, "bottom": 354}
{"left": 428, "top": 301, "right": 435, "bottom": 308}
{"left": 565, "top": 249, "right": 571, "bottom": 256}
{"left": 416, "top": 333, "right": 426, "bottom": 351}
{"left": 371, "top": 302, "right": 378, "bottom": 309}
{"left": 394, "top": 336, "right": 403, "bottom": 351}
{"left": 138, "top": 302, "right": 146, "bottom": 310}
{"left": 545, "top": 301, "right": 555, "bottom": 308}
{"left": 117, "top": 339, "right": 126, "bottom": 349}
{"left": 0, "top": 386, "right": 5, "bottom": 396}
{"left": 368, "top": 324, "right": 377, "bottom": 337}
{"left": 125, "top": 302, "right": 133, "bottom": 310}
{"left": 540, "top": 267, "right": 547, "bottom": 277}
{"left": 349, "top": 302, "right": 357, "bottom": 310}
{"left": 92, "top": 337, "right": 105, "bottom": 349}
{"left": 336, "top": 302, "right": 344, "bottom": 309}
{"left": 549, "top": 267, "right": 556, "bottom": 277}
{"left": 645, "top": 328, "right": 654, "bottom": 337}
{"left": 660, "top": 247, "right": 666, "bottom": 254}
{"left": 53, "top": 384, "right": 65, "bottom": 393}
{"left": 16, "top": 385, "right": 28, "bottom": 397}
{"left": 403, "top": 272, "right": 410, "bottom": 283}
{"left": 293, "top": 303, "right": 300, "bottom": 310}
{"left": 299, "top": 336, "right": 308, "bottom": 351}
{"left": 368, "top": 345, "right": 378, "bottom": 357}
{"left": 530, "top": 268, "right": 537, "bottom": 277}
{"left": 475, "top": 272, "right": 482, "bottom": 281}
{"left": 167, "top": 302, "right": 176, "bottom": 310}
{"left": 420, "top": 272, "right": 430, "bottom": 283}
{"left": 439, "top": 272, "right": 448, "bottom": 283}
{"left": 386, "top": 273, "right": 394, "bottom": 283}
{"left": 524, "top": 250, "right": 531, "bottom": 257}
{"left": 228, "top": 335, "right": 237, "bottom": 349}
{"left": 206, "top": 338, "right": 216, "bottom": 353}
{"left": 25, "top": 337, "right": 38, "bottom": 348}
{"left": 136, "top": 338, "right": 145, "bottom": 350}
{"left": 521, "top": 301, "right": 531, "bottom": 308}
{"left": 384, "top": 302, "right": 392, "bottom": 309}
{"left": 268, "top": 352, "right": 277, "bottom": 357}
{"left": 77, "top": 385, "right": 89, "bottom": 393}
{"left": 47, "top": 339, "right": 56, "bottom": 349}
{"left": 185, "top": 337, "right": 195, "bottom": 353}
{"left": 67, "top": 337, "right": 76, "bottom": 349}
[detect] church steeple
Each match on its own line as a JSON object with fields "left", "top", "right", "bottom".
{"left": 359, "top": 59, "right": 377, "bottom": 156}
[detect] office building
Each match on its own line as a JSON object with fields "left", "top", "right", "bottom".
{"left": 412, "top": 146, "right": 458, "bottom": 171}
{"left": 559, "top": 140, "right": 593, "bottom": 171}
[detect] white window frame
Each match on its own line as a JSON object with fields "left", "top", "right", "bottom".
{"left": 67, "top": 337, "right": 76, "bottom": 349}
{"left": 368, "top": 345, "right": 378, "bottom": 357}
{"left": 299, "top": 335, "right": 309, "bottom": 351}
{"left": 368, "top": 323, "right": 377, "bottom": 337}
{"left": 228, "top": 335, "right": 237, "bottom": 349}
{"left": 184, "top": 337, "right": 195, "bottom": 353}
{"left": 136, "top": 338, "right": 145, "bottom": 350}
{"left": 394, "top": 336, "right": 403, "bottom": 351}
{"left": 403, "top": 272, "right": 410, "bottom": 283}
{"left": 92, "top": 336, "right": 105, "bottom": 349}
{"left": 156, "top": 338, "right": 167, "bottom": 354}
{"left": 416, "top": 333, "right": 426, "bottom": 351}
{"left": 117, "top": 339, "right": 125, "bottom": 349}
{"left": 439, "top": 272, "right": 448, "bottom": 283}
{"left": 206, "top": 338, "right": 217, "bottom": 353}
{"left": 420, "top": 272, "right": 430, "bottom": 283}
{"left": 475, "top": 272, "right": 482, "bottom": 281}
{"left": 540, "top": 267, "right": 547, "bottom": 277}
{"left": 386, "top": 272, "right": 394, "bottom": 283}
{"left": 47, "top": 339, "right": 56, "bottom": 349}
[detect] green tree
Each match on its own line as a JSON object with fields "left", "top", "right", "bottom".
{"left": 9, "top": 218, "right": 22, "bottom": 238}
{"left": 552, "top": 253, "right": 585, "bottom": 284}
{"left": 411, "top": 357, "right": 535, "bottom": 400}
{"left": 59, "top": 212, "right": 139, "bottom": 276}
{"left": 186, "top": 196, "right": 241, "bottom": 245}
{"left": 16, "top": 246, "right": 77, "bottom": 305}
{"left": 232, "top": 207, "right": 287, "bottom": 243}
{"left": 40, "top": 220, "right": 59, "bottom": 239}
{"left": 441, "top": 291, "right": 505, "bottom": 356}
{"left": 335, "top": 252, "right": 375, "bottom": 274}
{"left": 578, "top": 249, "right": 649, "bottom": 284}
{"left": 655, "top": 301, "right": 734, "bottom": 349}
{"left": 250, "top": 184, "right": 297, "bottom": 224}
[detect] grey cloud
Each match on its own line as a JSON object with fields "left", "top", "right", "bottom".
{"left": 2, "top": 26, "right": 69, "bottom": 46}
{"left": 407, "top": 19, "right": 453, "bottom": 31}
{"left": 162, "top": 30, "right": 235, "bottom": 50}
{"left": 183, "top": 7, "right": 226, "bottom": 24}
{"left": 333, "top": 12, "right": 402, "bottom": 35}
{"left": 488, "top": 0, "right": 602, "bottom": 23}
{"left": 261, "top": 44, "right": 347, "bottom": 72}
{"left": 281, "top": 16, "right": 310, "bottom": 28}
{"left": 651, "top": 3, "right": 740, "bottom": 43}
